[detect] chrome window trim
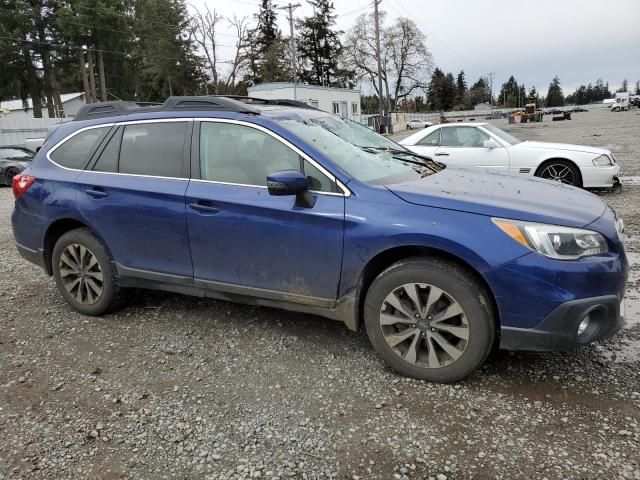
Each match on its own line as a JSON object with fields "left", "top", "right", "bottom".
{"left": 45, "top": 117, "right": 352, "bottom": 197}
{"left": 45, "top": 119, "right": 192, "bottom": 177}
{"left": 195, "top": 117, "right": 351, "bottom": 197}
{"left": 46, "top": 123, "right": 116, "bottom": 172}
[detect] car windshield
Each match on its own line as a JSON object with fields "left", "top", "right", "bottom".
{"left": 481, "top": 124, "right": 522, "bottom": 145}
{"left": 278, "top": 115, "right": 443, "bottom": 185}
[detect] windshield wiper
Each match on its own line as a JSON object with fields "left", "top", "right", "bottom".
{"left": 358, "top": 146, "right": 445, "bottom": 174}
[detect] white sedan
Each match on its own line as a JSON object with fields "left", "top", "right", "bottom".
{"left": 399, "top": 122, "right": 621, "bottom": 188}
{"left": 406, "top": 119, "right": 433, "bottom": 130}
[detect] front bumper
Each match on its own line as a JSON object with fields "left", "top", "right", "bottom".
{"left": 581, "top": 164, "right": 621, "bottom": 188}
{"left": 500, "top": 295, "right": 624, "bottom": 351}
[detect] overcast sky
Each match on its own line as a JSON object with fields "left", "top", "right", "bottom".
{"left": 188, "top": 0, "right": 640, "bottom": 96}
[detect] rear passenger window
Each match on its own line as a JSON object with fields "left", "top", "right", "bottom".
{"left": 119, "top": 123, "right": 186, "bottom": 177}
{"left": 93, "top": 128, "right": 122, "bottom": 173}
{"left": 50, "top": 127, "right": 110, "bottom": 169}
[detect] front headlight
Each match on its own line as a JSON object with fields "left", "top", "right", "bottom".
{"left": 493, "top": 218, "right": 608, "bottom": 260}
{"left": 592, "top": 154, "right": 613, "bottom": 166}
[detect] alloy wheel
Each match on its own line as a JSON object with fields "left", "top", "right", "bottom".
{"left": 539, "top": 163, "right": 575, "bottom": 185}
{"left": 379, "top": 283, "right": 469, "bottom": 368}
{"left": 59, "top": 243, "right": 104, "bottom": 305}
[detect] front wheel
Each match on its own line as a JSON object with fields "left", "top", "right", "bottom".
{"left": 536, "top": 160, "right": 581, "bottom": 187}
{"left": 364, "top": 258, "right": 495, "bottom": 383}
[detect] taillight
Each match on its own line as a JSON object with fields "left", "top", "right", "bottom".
{"left": 12, "top": 174, "right": 36, "bottom": 199}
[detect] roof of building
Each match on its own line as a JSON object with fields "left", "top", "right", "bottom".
{"left": 0, "top": 92, "right": 84, "bottom": 111}
{"left": 247, "top": 82, "right": 360, "bottom": 94}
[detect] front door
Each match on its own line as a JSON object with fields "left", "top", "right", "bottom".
{"left": 435, "top": 126, "right": 509, "bottom": 170}
{"left": 186, "top": 120, "right": 345, "bottom": 302}
{"left": 75, "top": 120, "right": 193, "bottom": 278}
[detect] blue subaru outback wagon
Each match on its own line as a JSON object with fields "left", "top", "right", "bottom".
{"left": 11, "top": 96, "right": 627, "bottom": 382}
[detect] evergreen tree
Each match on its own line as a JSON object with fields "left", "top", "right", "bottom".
{"left": 618, "top": 78, "right": 628, "bottom": 92}
{"left": 454, "top": 70, "right": 467, "bottom": 107}
{"left": 468, "top": 76, "right": 491, "bottom": 106}
{"left": 635, "top": 80, "right": 640, "bottom": 95}
{"left": 245, "top": 0, "right": 289, "bottom": 84}
{"left": 498, "top": 75, "right": 525, "bottom": 107}
{"left": 296, "top": 0, "right": 353, "bottom": 87}
{"left": 546, "top": 75, "right": 564, "bottom": 107}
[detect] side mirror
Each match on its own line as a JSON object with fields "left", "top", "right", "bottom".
{"left": 267, "top": 170, "right": 315, "bottom": 208}
{"left": 484, "top": 139, "right": 500, "bottom": 149}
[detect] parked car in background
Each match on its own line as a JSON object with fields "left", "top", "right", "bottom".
{"left": 630, "top": 95, "right": 640, "bottom": 108}
{"left": 570, "top": 106, "right": 589, "bottom": 112}
{"left": 0, "top": 146, "right": 34, "bottom": 186}
{"left": 11, "top": 96, "right": 627, "bottom": 383}
{"left": 399, "top": 122, "right": 620, "bottom": 188}
{"left": 406, "top": 119, "right": 433, "bottom": 130}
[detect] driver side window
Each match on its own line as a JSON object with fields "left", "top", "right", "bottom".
{"left": 441, "top": 127, "right": 489, "bottom": 148}
{"left": 199, "top": 122, "right": 338, "bottom": 193}
{"left": 418, "top": 129, "right": 440, "bottom": 146}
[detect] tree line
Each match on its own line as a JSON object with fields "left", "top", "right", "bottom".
{"left": 1, "top": 0, "right": 637, "bottom": 118}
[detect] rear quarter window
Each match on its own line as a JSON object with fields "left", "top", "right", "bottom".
{"left": 50, "top": 126, "right": 110, "bottom": 169}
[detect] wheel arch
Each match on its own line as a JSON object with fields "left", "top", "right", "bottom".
{"left": 42, "top": 218, "right": 112, "bottom": 275}
{"left": 534, "top": 157, "right": 583, "bottom": 187}
{"left": 351, "top": 245, "right": 500, "bottom": 341}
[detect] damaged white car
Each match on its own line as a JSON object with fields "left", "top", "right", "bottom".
{"left": 399, "top": 122, "right": 621, "bottom": 189}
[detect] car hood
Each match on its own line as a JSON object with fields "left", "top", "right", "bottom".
{"left": 513, "top": 140, "right": 609, "bottom": 156}
{"left": 385, "top": 168, "right": 607, "bottom": 228}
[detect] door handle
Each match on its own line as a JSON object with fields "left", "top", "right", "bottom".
{"left": 189, "top": 201, "right": 219, "bottom": 214}
{"left": 85, "top": 188, "right": 109, "bottom": 199}
{"left": 435, "top": 152, "right": 450, "bottom": 157}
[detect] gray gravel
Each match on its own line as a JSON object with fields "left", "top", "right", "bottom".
{"left": 1, "top": 107, "right": 639, "bottom": 479}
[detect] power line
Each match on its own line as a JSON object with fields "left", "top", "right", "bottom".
{"left": 0, "top": 34, "right": 238, "bottom": 64}
{"left": 390, "top": 0, "right": 488, "bottom": 75}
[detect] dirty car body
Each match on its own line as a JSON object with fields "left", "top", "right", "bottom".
{"left": 11, "top": 97, "right": 628, "bottom": 381}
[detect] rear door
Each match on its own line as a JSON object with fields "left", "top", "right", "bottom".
{"left": 435, "top": 126, "right": 509, "bottom": 170}
{"left": 186, "top": 119, "right": 345, "bottom": 302}
{"left": 75, "top": 120, "right": 193, "bottom": 278}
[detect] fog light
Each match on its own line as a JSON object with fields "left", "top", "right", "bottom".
{"left": 577, "top": 316, "right": 590, "bottom": 337}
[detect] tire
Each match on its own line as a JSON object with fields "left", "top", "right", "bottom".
{"left": 364, "top": 258, "right": 495, "bottom": 383}
{"left": 407, "top": 125, "right": 413, "bottom": 130}
{"left": 52, "top": 228, "right": 120, "bottom": 315}
{"left": 4, "top": 167, "right": 19, "bottom": 186}
{"left": 535, "top": 159, "right": 582, "bottom": 187}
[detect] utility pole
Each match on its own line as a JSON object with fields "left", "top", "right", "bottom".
{"left": 374, "top": 0, "right": 385, "bottom": 133}
{"left": 278, "top": 3, "right": 302, "bottom": 100}
{"left": 488, "top": 72, "right": 495, "bottom": 108}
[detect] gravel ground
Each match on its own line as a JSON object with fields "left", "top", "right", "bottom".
{"left": 1, "top": 108, "right": 639, "bottom": 479}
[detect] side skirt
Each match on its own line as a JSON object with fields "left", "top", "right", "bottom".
{"left": 113, "top": 263, "right": 359, "bottom": 330}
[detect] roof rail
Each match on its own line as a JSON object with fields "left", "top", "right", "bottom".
{"left": 72, "top": 94, "right": 310, "bottom": 121}
{"left": 161, "top": 96, "right": 260, "bottom": 114}
{"left": 222, "top": 95, "right": 317, "bottom": 110}
{"left": 74, "top": 101, "right": 162, "bottom": 121}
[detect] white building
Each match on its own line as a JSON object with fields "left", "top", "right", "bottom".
{"left": 0, "top": 92, "right": 86, "bottom": 121}
{"left": 247, "top": 83, "right": 361, "bottom": 122}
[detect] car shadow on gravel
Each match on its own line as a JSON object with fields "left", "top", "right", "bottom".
{"left": 115, "top": 288, "right": 638, "bottom": 396}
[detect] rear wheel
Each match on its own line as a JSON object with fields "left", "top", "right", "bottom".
{"left": 52, "top": 228, "right": 119, "bottom": 315}
{"left": 536, "top": 159, "right": 581, "bottom": 187}
{"left": 364, "top": 258, "right": 495, "bottom": 383}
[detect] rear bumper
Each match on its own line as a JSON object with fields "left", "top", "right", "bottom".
{"left": 16, "top": 242, "right": 46, "bottom": 270}
{"left": 500, "top": 295, "right": 624, "bottom": 351}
